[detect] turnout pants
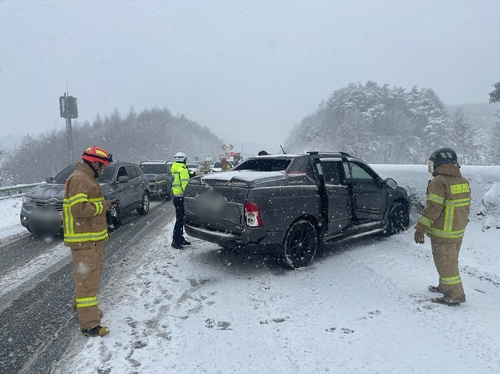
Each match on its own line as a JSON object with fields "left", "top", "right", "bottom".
{"left": 431, "top": 238, "right": 466, "bottom": 303}
{"left": 70, "top": 241, "right": 105, "bottom": 330}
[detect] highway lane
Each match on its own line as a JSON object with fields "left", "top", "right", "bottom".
{"left": 0, "top": 200, "right": 175, "bottom": 374}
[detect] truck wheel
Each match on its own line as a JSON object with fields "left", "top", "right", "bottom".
{"left": 281, "top": 220, "right": 318, "bottom": 269}
{"left": 385, "top": 202, "right": 409, "bottom": 236}
{"left": 164, "top": 189, "right": 172, "bottom": 201}
{"left": 137, "top": 192, "right": 150, "bottom": 215}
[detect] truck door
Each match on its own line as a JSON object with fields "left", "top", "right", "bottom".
{"left": 343, "top": 161, "right": 387, "bottom": 222}
{"left": 317, "top": 160, "right": 352, "bottom": 235}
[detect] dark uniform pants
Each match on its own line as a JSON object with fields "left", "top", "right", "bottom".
{"left": 173, "top": 196, "right": 185, "bottom": 245}
{"left": 70, "top": 242, "right": 105, "bottom": 330}
{"left": 431, "top": 238, "right": 466, "bottom": 303}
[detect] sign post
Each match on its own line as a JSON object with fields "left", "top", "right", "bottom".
{"left": 59, "top": 93, "right": 78, "bottom": 164}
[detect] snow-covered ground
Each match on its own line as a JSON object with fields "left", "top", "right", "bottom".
{"left": 1, "top": 165, "right": 500, "bottom": 373}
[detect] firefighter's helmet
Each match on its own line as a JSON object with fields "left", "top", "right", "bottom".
{"left": 82, "top": 146, "right": 113, "bottom": 165}
{"left": 174, "top": 152, "right": 187, "bottom": 162}
{"left": 428, "top": 147, "right": 458, "bottom": 167}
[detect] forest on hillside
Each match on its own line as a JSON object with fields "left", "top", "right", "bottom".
{"left": 284, "top": 81, "right": 500, "bottom": 165}
{"left": 1, "top": 81, "right": 499, "bottom": 186}
{"left": 0, "top": 107, "right": 222, "bottom": 185}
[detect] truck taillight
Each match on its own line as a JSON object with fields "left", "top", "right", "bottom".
{"left": 244, "top": 202, "right": 263, "bottom": 227}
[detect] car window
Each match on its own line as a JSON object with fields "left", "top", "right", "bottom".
{"left": 134, "top": 165, "right": 143, "bottom": 176}
{"left": 125, "top": 165, "right": 138, "bottom": 179}
{"left": 116, "top": 166, "right": 128, "bottom": 180}
{"left": 344, "top": 162, "right": 377, "bottom": 183}
{"left": 320, "top": 162, "right": 342, "bottom": 185}
{"left": 234, "top": 158, "right": 291, "bottom": 172}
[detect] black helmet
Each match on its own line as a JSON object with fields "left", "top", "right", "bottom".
{"left": 428, "top": 147, "right": 457, "bottom": 167}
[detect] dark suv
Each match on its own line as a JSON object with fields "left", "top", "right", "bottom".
{"left": 139, "top": 160, "right": 172, "bottom": 200}
{"left": 20, "top": 161, "right": 151, "bottom": 237}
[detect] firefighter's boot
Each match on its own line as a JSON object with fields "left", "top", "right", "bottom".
{"left": 81, "top": 325, "right": 110, "bottom": 337}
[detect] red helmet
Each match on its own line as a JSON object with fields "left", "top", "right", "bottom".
{"left": 221, "top": 157, "right": 227, "bottom": 162}
{"left": 82, "top": 146, "right": 113, "bottom": 165}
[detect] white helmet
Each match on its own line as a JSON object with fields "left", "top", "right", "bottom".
{"left": 174, "top": 152, "right": 187, "bottom": 162}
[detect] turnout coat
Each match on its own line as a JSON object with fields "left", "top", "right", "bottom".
{"left": 63, "top": 162, "right": 109, "bottom": 245}
{"left": 415, "top": 163, "right": 471, "bottom": 242}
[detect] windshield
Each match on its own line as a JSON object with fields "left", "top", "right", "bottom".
{"left": 98, "top": 166, "right": 115, "bottom": 183}
{"left": 141, "top": 164, "right": 169, "bottom": 174}
{"left": 52, "top": 164, "right": 115, "bottom": 184}
{"left": 52, "top": 164, "right": 76, "bottom": 184}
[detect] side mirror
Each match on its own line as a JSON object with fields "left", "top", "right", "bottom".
{"left": 45, "top": 176, "right": 54, "bottom": 183}
{"left": 385, "top": 178, "right": 398, "bottom": 189}
{"left": 118, "top": 176, "right": 129, "bottom": 183}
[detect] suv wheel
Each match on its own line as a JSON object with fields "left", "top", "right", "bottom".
{"left": 107, "top": 203, "right": 122, "bottom": 231}
{"left": 281, "top": 220, "right": 318, "bottom": 269}
{"left": 137, "top": 192, "right": 150, "bottom": 215}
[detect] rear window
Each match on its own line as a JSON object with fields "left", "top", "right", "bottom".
{"left": 141, "top": 164, "right": 169, "bottom": 174}
{"left": 234, "top": 159, "right": 291, "bottom": 172}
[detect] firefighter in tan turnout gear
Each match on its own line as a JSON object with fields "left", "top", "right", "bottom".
{"left": 63, "top": 146, "right": 116, "bottom": 337}
{"left": 414, "top": 147, "right": 471, "bottom": 306}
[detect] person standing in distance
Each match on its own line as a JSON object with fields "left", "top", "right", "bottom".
{"left": 171, "top": 152, "right": 192, "bottom": 249}
{"left": 63, "top": 146, "right": 116, "bottom": 337}
{"left": 414, "top": 147, "right": 471, "bottom": 306}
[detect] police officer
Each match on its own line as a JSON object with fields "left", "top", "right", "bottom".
{"left": 414, "top": 148, "right": 471, "bottom": 306}
{"left": 171, "top": 152, "right": 192, "bottom": 249}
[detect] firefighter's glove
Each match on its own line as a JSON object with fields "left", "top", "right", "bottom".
{"left": 414, "top": 231, "right": 425, "bottom": 244}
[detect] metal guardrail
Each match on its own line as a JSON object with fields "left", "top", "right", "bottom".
{"left": 0, "top": 183, "right": 41, "bottom": 200}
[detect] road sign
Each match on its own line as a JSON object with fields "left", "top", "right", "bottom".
{"left": 222, "top": 144, "right": 234, "bottom": 151}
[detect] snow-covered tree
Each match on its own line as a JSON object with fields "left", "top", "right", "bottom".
{"left": 449, "top": 109, "right": 481, "bottom": 165}
{"left": 489, "top": 82, "right": 500, "bottom": 104}
{"left": 490, "top": 117, "right": 500, "bottom": 165}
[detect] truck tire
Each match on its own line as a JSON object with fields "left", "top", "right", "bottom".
{"left": 281, "top": 220, "right": 318, "bottom": 269}
{"left": 384, "top": 202, "right": 409, "bottom": 236}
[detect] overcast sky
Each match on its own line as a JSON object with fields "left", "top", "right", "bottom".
{"left": 1, "top": 0, "right": 499, "bottom": 150}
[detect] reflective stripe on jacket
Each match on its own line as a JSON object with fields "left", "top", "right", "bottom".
{"left": 63, "top": 162, "right": 109, "bottom": 244}
{"left": 415, "top": 163, "right": 470, "bottom": 241}
{"left": 171, "top": 161, "right": 190, "bottom": 197}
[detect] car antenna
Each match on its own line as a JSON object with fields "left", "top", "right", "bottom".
{"left": 280, "top": 145, "right": 287, "bottom": 154}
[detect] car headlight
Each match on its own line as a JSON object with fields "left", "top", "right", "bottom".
{"left": 22, "top": 196, "right": 33, "bottom": 205}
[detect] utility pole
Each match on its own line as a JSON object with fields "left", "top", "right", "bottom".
{"left": 59, "top": 91, "right": 78, "bottom": 164}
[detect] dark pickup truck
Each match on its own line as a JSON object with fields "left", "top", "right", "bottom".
{"left": 184, "top": 151, "right": 410, "bottom": 268}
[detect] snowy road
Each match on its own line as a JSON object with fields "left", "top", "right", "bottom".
{"left": 53, "top": 218, "right": 500, "bottom": 374}
{"left": 1, "top": 163, "right": 500, "bottom": 373}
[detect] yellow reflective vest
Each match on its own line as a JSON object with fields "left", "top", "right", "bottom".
{"left": 171, "top": 161, "right": 190, "bottom": 197}
{"left": 415, "top": 163, "right": 470, "bottom": 241}
{"left": 63, "top": 162, "right": 109, "bottom": 244}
